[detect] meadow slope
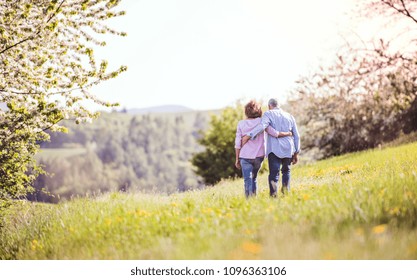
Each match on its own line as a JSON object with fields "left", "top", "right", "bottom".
{"left": 1, "top": 142, "right": 417, "bottom": 259}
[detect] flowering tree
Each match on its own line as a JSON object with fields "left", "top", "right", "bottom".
{"left": 0, "top": 0, "right": 127, "bottom": 202}
{"left": 289, "top": 0, "right": 417, "bottom": 159}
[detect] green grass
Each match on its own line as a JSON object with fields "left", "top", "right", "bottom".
{"left": 1, "top": 142, "right": 417, "bottom": 260}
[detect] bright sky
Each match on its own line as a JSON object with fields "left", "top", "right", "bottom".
{"left": 91, "top": 0, "right": 357, "bottom": 111}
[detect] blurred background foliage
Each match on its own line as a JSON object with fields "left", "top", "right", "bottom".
{"left": 31, "top": 111, "right": 210, "bottom": 202}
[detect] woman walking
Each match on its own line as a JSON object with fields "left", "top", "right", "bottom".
{"left": 234, "top": 100, "right": 292, "bottom": 197}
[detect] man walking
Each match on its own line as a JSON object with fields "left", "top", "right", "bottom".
{"left": 242, "top": 98, "right": 300, "bottom": 196}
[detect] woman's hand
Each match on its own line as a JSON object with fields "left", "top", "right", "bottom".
{"left": 235, "top": 160, "right": 241, "bottom": 169}
{"left": 241, "top": 135, "right": 250, "bottom": 146}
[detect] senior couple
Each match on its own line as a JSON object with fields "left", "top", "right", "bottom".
{"left": 234, "top": 98, "right": 300, "bottom": 198}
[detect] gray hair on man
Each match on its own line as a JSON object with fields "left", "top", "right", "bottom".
{"left": 268, "top": 98, "right": 279, "bottom": 108}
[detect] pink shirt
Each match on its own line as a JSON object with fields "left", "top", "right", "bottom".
{"left": 235, "top": 118, "right": 278, "bottom": 159}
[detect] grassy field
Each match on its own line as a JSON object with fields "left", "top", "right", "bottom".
{"left": 1, "top": 142, "right": 417, "bottom": 260}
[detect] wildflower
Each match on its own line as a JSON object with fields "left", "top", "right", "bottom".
{"left": 303, "top": 194, "right": 310, "bottom": 201}
{"left": 136, "top": 209, "right": 150, "bottom": 217}
{"left": 31, "top": 239, "right": 38, "bottom": 251}
{"left": 372, "top": 224, "right": 387, "bottom": 234}
{"left": 31, "top": 239, "right": 43, "bottom": 251}
{"left": 242, "top": 241, "right": 262, "bottom": 255}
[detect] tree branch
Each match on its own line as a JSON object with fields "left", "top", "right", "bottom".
{"left": 399, "top": 0, "right": 417, "bottom": 24}
{"left": 381, "top": 0, "right": 417, "bottom": 25}
{"left": 0, "top": 35, "right": 36, "bottom": 55}
{"left": 46, "top": 0, "right": 66, "bottom": 24}
{"left": 0, "top": 78, "right": 100, "bottom": 96}
{"left": 41, "top": 117, "right": 64, "bottom": 132}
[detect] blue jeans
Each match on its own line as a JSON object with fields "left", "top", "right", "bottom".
{"left": 268, "top": 153, "right": 292, "bottom": 197}
{"left": 240, "top": 157, "right": 264, "bottom": 197}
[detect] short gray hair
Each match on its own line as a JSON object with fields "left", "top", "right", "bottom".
{"left": 268, "top": 98, "right": 278, "bottom": 108}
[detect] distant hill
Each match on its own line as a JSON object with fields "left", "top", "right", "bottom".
{"left": 127, "top": 105, "right": 193, "bottom": 114}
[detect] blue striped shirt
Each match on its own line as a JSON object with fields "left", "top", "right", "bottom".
{"left": 248, "top": 108, "right": 300, "bottom": 158}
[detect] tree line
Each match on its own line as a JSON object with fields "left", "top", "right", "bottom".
{"left": 30, "top": 112, "right": 208, "bottom": 202}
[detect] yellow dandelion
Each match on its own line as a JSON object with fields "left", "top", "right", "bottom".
{"left": 31, "top": 239, "right": 43, "bottom": 251}
{"left": 31, "top": 239, "right": 38, "bottom": 251}
{"left": 372, "top": 224, "right": 387, "bottom": 234}
{"left": 136, "top": 209, "right": 150, "bottom": 217}
{"left": 242, "top": 241, "right": 262, "bottom": 255}
{"left": 303, "top": 194, "right": 310, "bottom": 201}
{"left": 105, "top": 218, "right": 112, "bottom": 226}
{"left": 171, "top": 202, "right": 178, "bottom": 207}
